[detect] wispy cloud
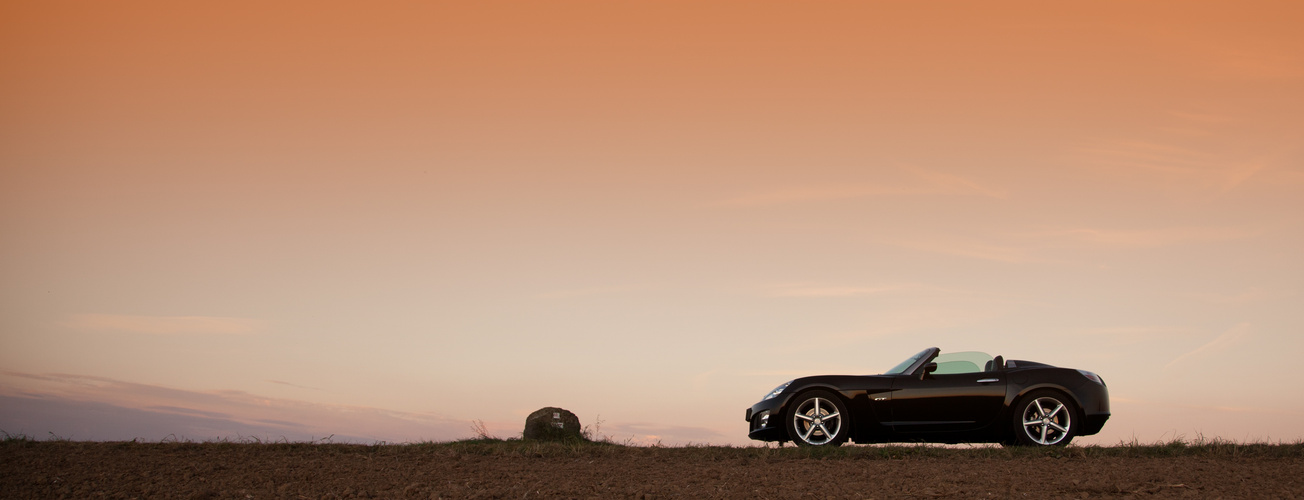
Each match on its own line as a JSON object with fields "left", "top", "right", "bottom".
{"left": 767, "top": 285, "right": 897, "bottom": 297}
{"left": 1079, "top": 326, "right": 1190, "bottom": 337}
{"left": 64, "top": 314, "right": 263, "bottom": 336}
{"left": 1071, "top": 137, "right": 1290, "bottom": 196}
{"left": 882, "top": 224, "right": 1255, "bottom": 263}
{"left": 537, "top": 285, "right": 643, "bottom": 299}
{"left": 145, "top": 405, "right": 232, "bottom": 419}
{"left": 0, "top": 371, "right": 465, "bottom": 443}
{"left": 1202, "top": 45, "right": 1304, "bottom": 81}
{"left": 716, "top": 184, "right": 921, "bottom": 206}
{"left": 776, "top": 301, "right": 1019, "bottom": 357}
{"left": 714, "top": 165, "right": 1005, "bottom": 207}
{"left": 888, "top": 235, "right": 1034, "bottom": 263}
{"left": 1218, "top": 161, "right": 1268, "bottom": 193}
{"left": 1046, "top": 226, "right": 1257, "bottom": 249}
{"left": 1075, "top": 326, "right": 1191, "bottom": 347}
{"left": 762, "top": 282, "right": 954, "bottom": 298}
{"left": 1131, "top": 23, "right": 1304, "bottom": 81}
{"left": 742, "top": 369, "right": 831, "bottom": 378}
{"left": 1116, "top": 395, "right": 1298, "bottom": 417}
{"left": 1187, "top": 288, "right": 1266, "bottom": 305}
{"left": 266, "top": 380, "right": 326, "bottom": 392}
{"left": 1165, "top": 323, "right": 1252, "bottom": 370}
{"left": 1166, "top": 111, "right": 1233, "bottom": 124}
{"left": 1074, "top": 141, "right": 1212, "bottom": 177}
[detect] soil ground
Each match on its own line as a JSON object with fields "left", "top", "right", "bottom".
{"left": 4, "top": 440, "right": 1303, "bottom": 499}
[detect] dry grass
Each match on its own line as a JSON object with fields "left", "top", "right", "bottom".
{"left": 6, "top": 430, "right": 1299, "bottom": 460}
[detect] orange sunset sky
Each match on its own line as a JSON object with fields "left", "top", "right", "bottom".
{"left": 2, "top": 1, "right": 1302, "bottom": 445}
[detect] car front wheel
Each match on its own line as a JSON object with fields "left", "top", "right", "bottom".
{"left": 787, "top": 390, "right": 849, "bottom": 447}
{"left": 1012, "top": 390, "right": 1077, "bottom": 446}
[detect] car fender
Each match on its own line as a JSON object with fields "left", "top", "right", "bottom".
{"left": 779, "top": 383, "right": 857, "bottom": 412}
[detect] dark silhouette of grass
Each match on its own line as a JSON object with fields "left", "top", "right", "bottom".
{"left": 417, "top": 436, "right": 1304, "bottom": 460}
{"left": 6, "top": 432, "right": 1298, "bottom": 460}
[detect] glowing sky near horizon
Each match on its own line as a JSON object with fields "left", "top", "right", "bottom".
{"left": 2, "top": 1, "right": 1303, "bottom": 445}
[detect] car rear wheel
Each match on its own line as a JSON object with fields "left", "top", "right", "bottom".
{"left": 787, "top": 390, "right": 849, "bottom": 447}
{"left": 1012, "top": 390, "right": 1076, "bottom": 446}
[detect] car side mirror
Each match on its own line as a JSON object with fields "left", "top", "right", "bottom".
{"left": 920, "top": 362, "right": 938, "bottom": 379}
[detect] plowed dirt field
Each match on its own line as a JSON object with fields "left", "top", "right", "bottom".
{"left": 4, "top": 440, "right": 1302, "bottom": 499}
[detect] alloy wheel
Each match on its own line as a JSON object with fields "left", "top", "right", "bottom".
{"left": 792, "top": 396, "right": 842, "bottom": 445}
{"left": 1021, "top": 396, "right": 1072, "bottom": 445}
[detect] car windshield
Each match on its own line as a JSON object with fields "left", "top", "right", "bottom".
{"left": 932, "top": 351, "right": 996, "bottom": 374}
{"left": 884, "top": 349, "right": 933, "bottom": 375}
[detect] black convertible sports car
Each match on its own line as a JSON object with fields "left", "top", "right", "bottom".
{"left": 745, "top": 347, "right": 1109, "bottom": 446}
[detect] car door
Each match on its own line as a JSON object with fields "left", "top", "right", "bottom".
{"left": 887, "top": 371, "right": 1006, "bottom": 433}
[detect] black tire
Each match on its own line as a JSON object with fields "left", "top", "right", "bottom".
{"left": 1011, "top": 389, "right": 1077, "bottom": 446}
{"left": 786, "top": 390, "right": 850, "bottom": 447}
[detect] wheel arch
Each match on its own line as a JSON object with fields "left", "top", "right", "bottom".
{"left": 782, "top": 386, "right": 855, "bottom": 412}
{"left": 1007, "top": 383, "right": 1085, "bottom": 418}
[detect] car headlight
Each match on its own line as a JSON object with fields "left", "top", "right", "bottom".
{"left": 1077, "top": 370, "right": 1104, "bottom": 386}
{"left": 763, "top": 380, "right": 793, "bottom": 401}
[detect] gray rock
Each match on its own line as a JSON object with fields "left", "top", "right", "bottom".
{"left": 523, "top": 407, "right": 583, "bottom": 441}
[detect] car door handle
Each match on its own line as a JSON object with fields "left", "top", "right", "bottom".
{"left": 976, "top": 378, "right": 1000, "bottom": 384}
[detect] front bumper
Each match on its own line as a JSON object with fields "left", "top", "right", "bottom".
{"left": 745, "top": 399, "right": 787, "bottom": 442}
{"left": 1081, "top": 413, "right": 1110, "bottom": 436}
{"left": 1075, "top": 380, "right": 1111, "bottom": 437}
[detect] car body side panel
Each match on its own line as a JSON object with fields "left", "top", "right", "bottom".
{"left": 747, "top": 359, "right": 1111, "bottom": 444}
{"left": 887, "top": 373, "right": 1006, "bottom": 432}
